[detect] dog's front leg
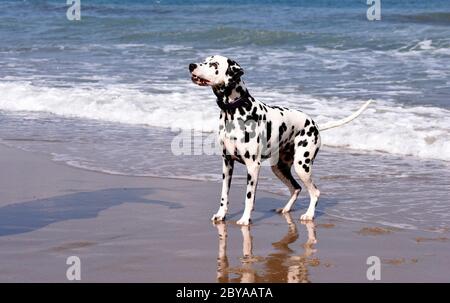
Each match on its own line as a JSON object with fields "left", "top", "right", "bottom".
{"left": 237, "top": 161, "right": 261, "bottom": 225}
{"left": 212, "top": 156, "right": 234, "bottom": 221}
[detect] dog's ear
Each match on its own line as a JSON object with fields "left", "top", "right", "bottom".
{"left": 225, "top": 59, "right": 244, "bottom": 85}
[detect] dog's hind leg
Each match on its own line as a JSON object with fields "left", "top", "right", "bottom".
{"left": 271, "top": 162, "right": 301, "bottom": 213}
{"left": 293, "top": 132, "right": 321, "bottom": 221}
{"left": 212, "top": 156, "right": 234, "bottom": 221}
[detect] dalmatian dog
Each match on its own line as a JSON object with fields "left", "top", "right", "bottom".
{"left": 189, "top": 55, "right": 371, "bottom": 225}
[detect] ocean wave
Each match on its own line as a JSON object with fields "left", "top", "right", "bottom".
{"left": 0, "top": 81, "right": 449, "bottom": 161}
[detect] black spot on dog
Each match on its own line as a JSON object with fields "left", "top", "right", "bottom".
{"left": 313, "top": 147, "right": 319, "bottom": 159}
{"left": 298, "top": 160, "right": 302, "bottom": 165}
{"left": 307, "top": 126, "right": 317, "bottom": 137}
{"left": 252, "top": 154, "right": 256, "bottom": 161}
{"left": 222, "top": 173, "right": 225, "bottom": 179}
{"left": 244, "top": 151, "right": 250, "bottom": 158}
{"left": 220, "top": 203, "right": 224, "bottom": 207}
{"left": 247, "top": 192, "right": 252, "bottom": 199}
{"left": 302, "top": 164, "right": 310, "bottom": 173}
{"left": 298, "top": 140, "right": 308, "bottom": 147}
{"left": 288, "top": 132, "right": 294, "bottom": 139}
{"left": 305, "top": 158, "right": 310, "bottom": 164}
{"left": 304, "top": 119, "right": 310, "bottom": 127}
{"left": 304, "top": 151, "right": 310, "bottom": 157}
{"left": 267, "top": 121, "right": 272, "bottom": 141}
{"left": 249, "top": 107, "right": 259, "bottom": 121}
{"left": 244, "top": 100, "right": 252, "bottom": 111}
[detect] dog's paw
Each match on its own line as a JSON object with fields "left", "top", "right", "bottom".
{"left": 300, "top": 213, "right": 314, "bottom": 221}
{"left": 211, "top": 213, "right": 226, "bottom": 221}
{"left": 236, "top": 217, "right": 251, "bottom": 226}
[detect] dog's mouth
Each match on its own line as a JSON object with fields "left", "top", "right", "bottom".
{"left": 191, "top": 74, "right": 211, "bottom": 86}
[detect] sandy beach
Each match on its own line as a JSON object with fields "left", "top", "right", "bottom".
{"left": 0, "top": 143, "right": 449, "bottom": 283}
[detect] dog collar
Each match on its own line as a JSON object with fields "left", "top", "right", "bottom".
{"left": 216, "top": 96, "right": 248, "bottom": 111}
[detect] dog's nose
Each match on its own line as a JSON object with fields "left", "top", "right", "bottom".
{"left": 189, "top": 63, "right": 197, "bottom": 72}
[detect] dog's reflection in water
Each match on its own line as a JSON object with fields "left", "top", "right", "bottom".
{"left": 215, "top": 213, "right": 317, "bottom": 283}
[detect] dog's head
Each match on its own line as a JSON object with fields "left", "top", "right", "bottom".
{"left": 188, "top": 55, "right": 244, "bottom": 88}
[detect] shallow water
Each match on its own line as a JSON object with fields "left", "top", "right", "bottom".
{"left": 1, "top": 112, "right": 449, "bottom": 231}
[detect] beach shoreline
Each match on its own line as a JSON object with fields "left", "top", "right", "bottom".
{"left": 0, "top": 143, "right": 449, "bottom": 282}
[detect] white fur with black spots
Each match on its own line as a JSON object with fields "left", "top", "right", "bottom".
{"left": 189, "top": 55, "right": 371, "bottom": 225}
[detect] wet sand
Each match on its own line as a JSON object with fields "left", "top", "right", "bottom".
{"left": 0, "top": 144, "right": 449, "bottom": 282}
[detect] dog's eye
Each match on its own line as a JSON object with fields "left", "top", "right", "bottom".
{"left": 209, "top": 62, "right": 219, "bottom": 69}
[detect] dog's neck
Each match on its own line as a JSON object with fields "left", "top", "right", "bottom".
{"left": 212, "top": 79, "right": 252, "bottom": 106}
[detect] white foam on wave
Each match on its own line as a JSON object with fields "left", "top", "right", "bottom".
{"left": 312, "top": 98, "right": 450, "bottom": 162}
{"left": 0, "top": 80, "right": 219, "bottom": 131}
{"left": 390, "top": 39, "right": 450, "bottom": 57}
{"left": 0, "top": 81, "right": 449, "bottom": 162}
{"left": 411, "top": 39, "right": 434, "bottom": 51}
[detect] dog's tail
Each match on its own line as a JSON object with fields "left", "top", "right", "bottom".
{"left": 318, "top": 100, "right": 372, "bottom": 131}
